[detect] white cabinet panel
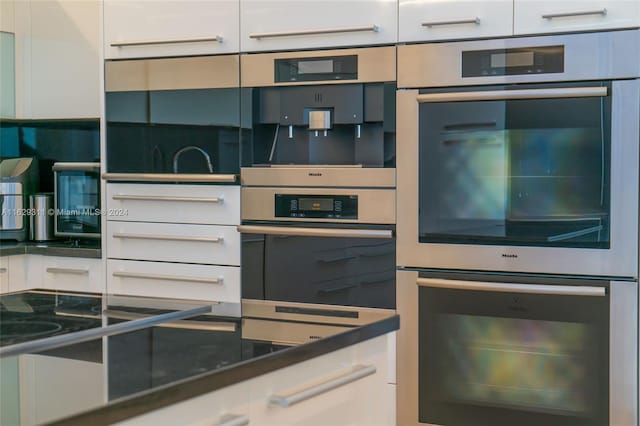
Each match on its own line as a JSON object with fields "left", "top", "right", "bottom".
{"left": 41, "top": 256, "right": 104, "bottom": 293}
{"left": 0, "top": 257, "right": 8, "bottom": 293}
{"left": 107, "top": 259, "right": 240, "bottom": 302}
{"left": 399, "top": 0, "right": 513, "bottom": 42}
{"left": 104, "top": 0, "right": 240, "bottom": 59}
{"left": 29, "top": 0, "right": 100, "bottom": 118}
{"left": 106, "top": 184, "right": 240, "bottom": 225}
{"left": 247, "top": 334, "right": 393, "bottom": 426}
{"left": 514, "top": 0, "right": 640, "bottom": 35}
{"left": 240, "top": 0, "right": 397, "bottom": 52}
{"left": 107, "top": 221, "right": 240, "bottom": 266}
{"left": 0, "top": 0, "right": 15, "bottom": 33}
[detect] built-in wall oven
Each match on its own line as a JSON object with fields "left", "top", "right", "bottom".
{"left": 397, "top": 30, "right": 640, "bottom": 277}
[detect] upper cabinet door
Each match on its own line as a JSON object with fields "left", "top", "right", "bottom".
{"left": 399, "top": 0, "right": 513, "bottom": 42}
{"left": 240, "top": 0, "right": 398, "bottom": 52}
{"left": 104, "top": 0, "right": 240, "bottom": 59}
{"left": 514, "top": 0, "right": 640, "bottom": 35}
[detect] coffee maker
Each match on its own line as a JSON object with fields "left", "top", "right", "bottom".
{"left": 0, "top": 157, "right": 39, "bottom": 241}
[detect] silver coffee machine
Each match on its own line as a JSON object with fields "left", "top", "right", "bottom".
{"left": 0, "top": 157, "right": 39, "bottom": 241}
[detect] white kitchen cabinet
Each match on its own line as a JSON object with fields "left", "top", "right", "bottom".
{"left": 107, "top": 259, "right": 240, "bottom": 302}
{"left": 104, "top": 0, "right": 240, "bottom": 59}
{"left": 399, "top": 0, "right": 513, "bottom": 42}
{"left": 0, "top": 257, "right": 9, "bottom": 293}
{"left": 247, "top": 334, "right": 393, "bottom": 426}
{"left": 106, "top": 183, "right": 240, "bottom": 225}
{"left": 112, "top": 382, "right": 250, "bottom": 426}
{"left": 240, "top": 0, "right": 397, "bottom": 52}
{"left": 514, "top": 0, "right": 640, "bottom": 35}
{"left": 41, "top": 256, "right": 104, "bottom": 293}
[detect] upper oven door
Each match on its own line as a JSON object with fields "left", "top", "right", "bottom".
{"left": 397, "top": 79, "right": 639, "bottom": 278}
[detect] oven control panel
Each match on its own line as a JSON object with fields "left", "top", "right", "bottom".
{"left": 462, "top": 45, "right": 564, "bottom": 77}
{"left": 275, "top": 194, "right": 358, "bottom": 219}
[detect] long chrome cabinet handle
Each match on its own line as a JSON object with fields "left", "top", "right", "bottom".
{"left": 237, "top": 225, "right": 393, "bottom": 239}
{"left": 112, "top": 233, "right": 224, "bottom": 243}
{"left": 416, "top": 278, "right": 606, "bottom": 297}
{"left": 111, "top": 194, "right": 223, "bottom": 203}
{"left": 216, "top": 414, "right": 250, "bottom": 426}
{"left": 542, "top": 8, "right": 607, "bottom": 19}
{"left": 422, "top": 18, "right": 480, "bottom": 27}
{"left": 112, "top": 272, "right": 223, "bottom": 285}
{"left": 46, "top": 267, "right": 89, "bottom": 275}
{"left": 111, "top": 36, "right": 223, "bottom": 47}
{"left": 418, "top": 87, "right": 608, "bottom": 103}
{"left": 269, "top": 365, "right": 376, "bottom": 408}
{"left": 102, "top": 173, "right": 237, "bottom": 183}
{"left": 249, "top": 25, "right": 379, "bottom": 40}
{"left": 103, "top": 310, "right": 237, "bottom": 332}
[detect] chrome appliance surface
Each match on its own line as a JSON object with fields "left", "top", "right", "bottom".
{"left": 0, "top": 158, "right": 39, "bottom": 241}
{"left": 396, "top": 30, "right": 640, "bottom": 277}
{"left": 29, "top": 193, "right": 54, "bottom": 241}
{"left": 396, "top": 269, "right": 638, "bottom": 426}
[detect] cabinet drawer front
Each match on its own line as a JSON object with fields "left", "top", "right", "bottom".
{"left": 514, "top": 1, "right": 640, "bottom": 35}
{"left": 104, "top": 0, "right": 239, "bottom": 59}
{"left": 107, "top": 260, "right": 240, "bottom": 303}
{"left": 43, "top": 257, "right": 104, "bottom": 293}
{"left": 106, "top": 184, "right": 240, "bottom": 225}
{"left": 240, "top": 0, "right": 397, "bottom": 52}
{"left": 107, "top": 222, "right": 240, "bottom": 266}
{"left": 399, "top": 0, "right": 513, "bottom": 42}
{"left": 0, "top": 257, "right": 8, "bottom": 294}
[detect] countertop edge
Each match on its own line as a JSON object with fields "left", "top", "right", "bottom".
{"left": 47, "top": 315, "right": 400, "bottom": 426}
{"left": 0, "top": 243, "right": 102, "bottom": 259}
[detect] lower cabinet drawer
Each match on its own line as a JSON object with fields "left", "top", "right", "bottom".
{"left": 0, "top": 257, "right": 8, "bottom": 293}
{"left": 107, "top": 222, "right": 240, "bottom": 266}
{"left": 107, "top": 260, "right": 240, "bottom": 302}
{"left": 42, "top": 257, "right": 104, "bottom": 293}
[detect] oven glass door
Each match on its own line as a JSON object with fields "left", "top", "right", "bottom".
{"left": 418, "top": 276, "right": 609, "bottom": 426}
{"left": 241, "top": 225, "right": 396, "bottom": 309}
{"left": 418, "top": 82, "right": 611, "bottom": 248}
{"left": 56, "top": 171, "right": 100, "bottom": 235}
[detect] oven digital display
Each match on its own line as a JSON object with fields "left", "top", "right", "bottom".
{"left": 275, "top": 194, "right": 358, "bottom": 219}
{"left": 298, "top": 60, "right": 333, "bottom": 74}
{"left": 462, "top": 46, "right": 564, "bottom": 77}
{"left": 275, "top": 55, "right": 358, "bottom": 82}
{"left": 299, "top": 198, "right": 334, "bottom": 211}
{"left": 490, "top": 51, "right": 534, "bottom": 68}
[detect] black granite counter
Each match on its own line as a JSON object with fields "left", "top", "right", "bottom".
{"left": 0, "top": 240, "right": 101, "bottom": 258}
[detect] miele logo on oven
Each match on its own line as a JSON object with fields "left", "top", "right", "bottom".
{"left": 501, "top": 253, "right": 519, "bottom": 259}
{"left": 308, "top": 172, "right": 323, "bottom": 177}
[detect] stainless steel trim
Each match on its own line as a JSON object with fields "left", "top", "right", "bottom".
{"left": 45, "top": 267, "right": 89, "bottom": 275}
{"left": 241, "top": 318, "right": 351, "bottom": 346}
{"left": 111, "top": 194, "right": 223, "bottom": 203}
{"left": 609, "top": 281, "right": 638, "bottom": 425}
{"left": 112, "top": 233, "right": 224, "bottom": 243}
{"left": 0, "top": 268, "right": 7, "bottom": 273}
{"left": 237, "top": 225, "right": 393, "bottom": 239}
{"left": 112, "top": 272, "right": 223, "bottom": 285}
{"left": 0, "top": 305, "right": 212, "bottom": 358}
{"left": 249, "top": 25, "right": 378, "bottom": 40}
{"left": 52, "top": 162, "right": 100, "bottom": 172}
{"left": 417, "top": 87, "right": 608, "bottom": 103}
{"left": 542, "top": 8, "right": 607, "bottom": 19}
{"left": 111, "top": 36, "right": 223, "bottom": 47}
{"left": 417, "top": 277, "right": 606, "bottom": 296}
{"left": 240, "top": 167, "right": 395, "bottom": 188}
{"left": 103, "top": 310, "right": 237, "bottom": 332}
{"left": 269, "top": 365, "right": 376, "bottom": 407}
{"left": 396, "top": 270, "right": 419, "bottom": 426}
{"left": 216, "top": 414, "right": 250, "bottom": 426}
{"left": 102, "top": 173, "right": 237, "bottom": 183}
{"left": 422, "top": 18, "right": 480, "bottom": 27}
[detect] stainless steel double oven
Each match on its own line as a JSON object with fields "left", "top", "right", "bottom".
{"left": 238, "top": 46, "right": 397, "bottom": 325}
{"left": 396, "top": 30, "right": 640, "bottom": 425}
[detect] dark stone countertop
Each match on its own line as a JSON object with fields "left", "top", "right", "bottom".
{"left": 0, "top": 240, "right": 101, "bottom": 259}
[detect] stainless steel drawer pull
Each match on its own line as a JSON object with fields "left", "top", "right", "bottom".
{"left": 422, "top": 18, "right": 480, "bottom": 27}
{"left": 104, "top": 310, "right": 237, "bottom": 332}
{"left": 249, "top": 25, "right": 379, "bottom": 40}
{"left": 112, "top": 194, "right": 223, "bottom": 203}
{"left": 216, "top": 414, "right": 250, "bottom": 426}
{"left": 542, "top": 8, "right": 607, "bottom": 20}
{"left": 102, "top": 173, "right": 237, "bottom": 183}
{"left": 112, "top": 272, "right": 223, "bottom": 285}
{"left": 112, "top": 233, "right": 224, "bottom": 243}
{"left": 237, "top": 225, "right": 393, "bottom": 239}
{"left": 111, "top": 36, "right": 223, "bottom": 47}
{"left": 269, "top": 364, "right": 376, "bottom": 408}
{"left": 46, "top": 267, "right": 89, "bottom": 275}
{"left": 418, "top": 87, "right": 608, "bottom": 103}
{"left": 416, "top": 278, "right": 606, "bottom": 297}
{"left": 0, "top": 268, "right": 7, "bottom": 273}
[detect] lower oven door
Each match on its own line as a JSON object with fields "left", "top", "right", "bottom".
{"left": 396, "top": 270, "right": 638, "bottom": 426}
{"left": 239, "top": 223, "right": 396, "bottom": 310}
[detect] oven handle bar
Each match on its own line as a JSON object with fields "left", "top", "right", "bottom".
{"left": 416, "top": 278, "right": 606, "bottom": 297}
{"left": 237, "top": 225, "right": 393, "bottom": 239}
{"left": 417, "top": 86, "right": 608, "bottom": 103}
